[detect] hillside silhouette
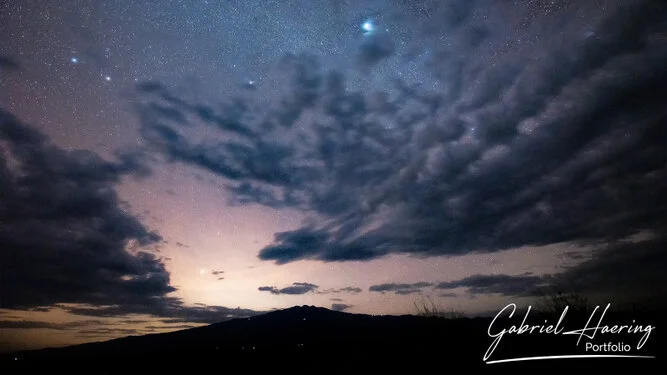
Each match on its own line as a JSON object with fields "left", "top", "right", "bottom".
{"left": 1, "top": 305, "right": 665, "bottom": 373}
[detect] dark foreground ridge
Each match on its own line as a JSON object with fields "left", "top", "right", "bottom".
{"left": 1, "top": 305, "right": 665, "bottom": 373}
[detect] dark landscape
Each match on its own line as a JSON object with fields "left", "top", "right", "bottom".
{"left": 2, "top": 305, "right": 665, "bottom": 373}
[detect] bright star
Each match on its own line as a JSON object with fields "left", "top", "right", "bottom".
{"left": 104, "top": 75, "right": 111, "bottom": 81}
{"left": 243, "top": 79, "right": 257, "bottom": 90}
{"left": 362, "top": 19, "right": 375, "bottom": 34}
{"left": 71, "top": 57, "right": 78, "bottom": 63}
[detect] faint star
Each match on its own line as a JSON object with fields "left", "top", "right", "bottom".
{"left": 243, "top": 79, "right": 257, "bottom": 90}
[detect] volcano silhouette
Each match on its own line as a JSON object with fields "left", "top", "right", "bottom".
{"left": 2, "top": 305, "right": 664, "bottom": 373}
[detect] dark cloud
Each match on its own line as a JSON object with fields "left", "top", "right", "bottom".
{"left": 144, "top": 324, "right": 197, "bottom": 330}
{"left": 0, "top": 320, "right": 69, "bottom": 330}
{"left": 258, "top": 282, "right": 319, "bottom": 295}
{"left": 318, "top": 286, "right": 363, "bottom": 295}
{"left": 211, "top": 270, "right": 224, "bottom": 275}
{"left": 160, "top": 319, "right": 188, "bottom": 324}
{"left": 438, "top": 293, "right": 458, "bottom": 298}
{"left": 0, "top": 56, "right": 19, "bottom": 71}
{"left": 395, "top": 289, "right": 422, "bottom": 296}
{"left": 66, "top": 300, "right": 261, "bottom": 324}
{"left": 361, "top": 234, "right": 663, "bottom": 312}
{"left": 258, "top": 229, "right": 328, "bottom": 264}
{"left": 0, "top": 110, "right": 169, "bottom": 310}
{"left": 330, "top": 298, "right": 343, "bottom": 302}
{"left": 558, "top": 250, "right": 591, "bottom": 261}
{"left": 258, "top": 283, "right": 360, "bottom": 295}
{"left": 0, "top": 109, "right": 264, "bottom": 324}
{"left": 120, "top": 319, "right": 150, "bottom": 324}
{"left": 430, "top": 233, "right": 667, "bottom": 307}
{"left": 546, "top": 233, "right": 667, "bottom": 308}
{"left": 27, "top": 307, "right": 52, "bottom": 313}
{"left": 427, "top": 0, "right": 476, "bottom": 28}
{"left": 435, "top": 274, "right": 545, "bottom": 297}
{"left": 77, "top": 328, "right": 140, "bottom": 336}
{"left": 331, "top": 303, "right": 352, "bottom": 312}
{"left": 0, "top": 319, "right": 107, "bottom": 330}
{"left": 358, "top": 32, "right": 395, "bottom": 68}
{"left": 369, "top": 282, "right": 433, "bottom": 295}
{"left": 136, "top": 1, "right": 666, "bottom": 265}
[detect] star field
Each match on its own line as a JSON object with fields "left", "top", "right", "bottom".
{"left": 1, "top": 1, "right": 436, "bottom": 152}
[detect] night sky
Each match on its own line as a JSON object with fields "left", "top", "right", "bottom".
{"left": 1, "top": 0, "right": 666, "bottom": 352}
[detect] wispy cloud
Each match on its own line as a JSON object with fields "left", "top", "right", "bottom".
{"left": 331, "top": 303, "right": 352, "bottom": 312}
{"left": 258, "top": 282, "right": 319, "bottom": 295}
{"left": 369, "top": 282, "right": 433, "bottom": 295}
{"left": 434, "top": 274, "right": 545, "bottom": 297}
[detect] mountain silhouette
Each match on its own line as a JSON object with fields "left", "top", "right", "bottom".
{"left": 1, "top": 305, "right": 664, "bottom": 373}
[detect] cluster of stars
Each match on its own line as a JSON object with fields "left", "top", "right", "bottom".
{"left": 70, "top": 56, "right": 112, "bottom": 82}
